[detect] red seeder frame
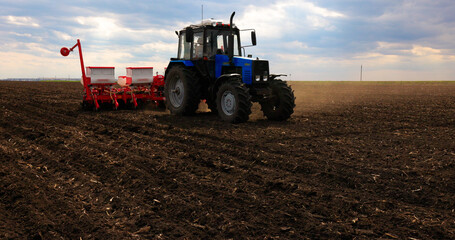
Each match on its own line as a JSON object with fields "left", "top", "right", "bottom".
{"left": 61, "top": 39, "right": 165, "bottom": 110}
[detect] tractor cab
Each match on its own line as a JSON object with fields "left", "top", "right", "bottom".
{"left": 177, "top": 20, "right": 242, "bottom": 60}
{"left": 170, "top": 18, "right": 266, "bottom": 86}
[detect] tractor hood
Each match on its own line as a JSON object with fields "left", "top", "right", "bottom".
{"left": 215, "top": 55, "right": 269, "bottom": 85}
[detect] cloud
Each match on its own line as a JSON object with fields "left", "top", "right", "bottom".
{"left": 75, "top": 16, "right": 120, "bottom": 39}
{"left": 138, "top": 42, "right": 176, "bottom": 54}
{"left": 1, "top": 1, "right": 455, "bottom": 80}
{"left": 286, "top": 41, "right": 308, "bottom": 50}
{"left": 70, "top": 14, "right": 176, "bottom": 43}
{"left": 0, "top": 41, "right": 52, "bottom": 56}
{"left": 9, "top": 32, "right": 33, "bottom": 38}
{"left": 2, "top": 16, "right": 40, "bottom": 27}
{"left": 0, "top": 50, "right": 81, "bottom": 78}
{"left": 53, "top": 30, "right": 72, "bottom": 41}
{"left": 236, "top": 0, "right": 345, "bottom": 40}
{"left": 410, "top": 45, "right": 441, "bottom": 56}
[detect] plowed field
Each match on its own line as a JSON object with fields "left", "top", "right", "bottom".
{"left": 1, "top": 81, "right": 454, "bottom": 239}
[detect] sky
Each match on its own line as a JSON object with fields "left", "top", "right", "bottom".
{"left": 0, "top": 0, "right": 454, "bottom": 81}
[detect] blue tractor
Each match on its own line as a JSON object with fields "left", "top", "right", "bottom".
{"left": 164, "top": 12, "right": 295, "bottom": 123}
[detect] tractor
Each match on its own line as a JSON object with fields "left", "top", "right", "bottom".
{"left": 164, "top": 12, "right": 295, "bottom": 123}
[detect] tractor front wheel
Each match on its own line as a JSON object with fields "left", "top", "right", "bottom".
{"left": 216, "top": 78, "right": 252, "bottom": 123}
{"left": 260, "top": 79, "right": 295, "bottom": 121}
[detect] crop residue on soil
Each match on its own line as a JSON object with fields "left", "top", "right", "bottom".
{"left": 0, "top": 81, "right": 454, "bottom": 239}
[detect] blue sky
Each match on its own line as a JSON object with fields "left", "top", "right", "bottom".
{"left": 1, "top": 0, "right": 454, "bottom": 80}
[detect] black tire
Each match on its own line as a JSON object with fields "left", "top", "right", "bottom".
{"left": 216, "top": 77, "right": 252, "bottom": 123}
{"left": 164, "top": 66, "right": 201, "bottom": 115}
{"left": 260, "top": 79, "right": 295, "bottom": 121}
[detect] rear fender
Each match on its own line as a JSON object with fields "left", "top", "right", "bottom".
{"left": 165, "top": 62, "right": 188, "bottom": 81}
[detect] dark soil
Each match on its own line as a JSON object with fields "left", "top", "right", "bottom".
{"left": 0, "top": 81, "right": 454, "bottom": 239}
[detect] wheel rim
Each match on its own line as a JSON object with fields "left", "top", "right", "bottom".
{"left": 221, "top": 90, "right": 236, "bottom": 116}
{"left": 169, "top": 77, "right": 184, "bottom": 108}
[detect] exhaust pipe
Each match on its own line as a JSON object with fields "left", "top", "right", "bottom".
{"left": 228, "top": 12, "right": 235, "bottom": 64}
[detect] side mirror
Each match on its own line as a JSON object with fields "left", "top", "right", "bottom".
{"left": 185, "top": 27, "right": 193, "bottom": 42}
{"left": 251, "top": 31, "right": 257, "bottom": 46}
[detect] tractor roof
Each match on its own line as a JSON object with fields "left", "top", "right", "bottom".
{"left": 184, "top": 19, "right": 237, "bottom": 30}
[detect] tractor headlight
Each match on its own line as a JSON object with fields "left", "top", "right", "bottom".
{"left": 255, "top": 75, "right": 261, "bottom": 81}
{"left": 263, "top": 71, "right": 268, "bottom": 81}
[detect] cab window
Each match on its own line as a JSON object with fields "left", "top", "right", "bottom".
{"left": 211, "top": 31, "right": 240, "bottom": 56}
{"left": 178, "top": 32, "right": 191, "bottom": 59}
{"left": 193, "top": 32, "right": 204, "bottom": 59}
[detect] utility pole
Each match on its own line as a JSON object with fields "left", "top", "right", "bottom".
{"left": 360, "top": 65, "right": 363, "bottom": 81}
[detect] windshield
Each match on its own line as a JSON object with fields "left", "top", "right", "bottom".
{"left": 178, "top": 29, "right": 241, "bottom": 60}
{"left": 206, "top": 29, "right": 240, "bottom": 58}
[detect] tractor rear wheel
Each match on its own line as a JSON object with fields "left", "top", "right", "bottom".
{"left": 164, "top": 66, "right": 200, "bottom": 115}
{"left": 260, "top": 79, "right": 295, "bottom": 121}
{"left": 216, "top": 78, "right": 252, "bottom": 123}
